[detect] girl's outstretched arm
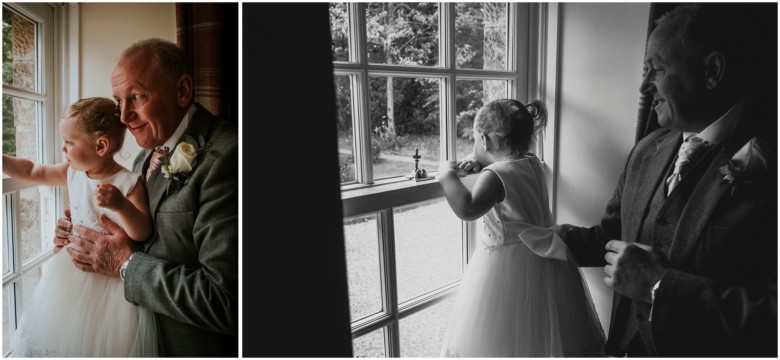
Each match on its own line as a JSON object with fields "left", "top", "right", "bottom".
{"left": 438, "top": 161, "right": 503, "bottom": 221}
{"left": 95, "top": 177, "right": 153, "bottom": 241}
{"left": 2, "top": 154, "right": 68, "bottom": 186}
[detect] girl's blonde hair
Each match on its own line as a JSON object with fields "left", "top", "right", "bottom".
{"left": 64, "top": 97, "right": 126, "bottom": 154}
{"left": 474, "top": 99, "right": 548, "bottom": 156}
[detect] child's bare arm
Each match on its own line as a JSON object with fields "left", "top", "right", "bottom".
{"left": 438, "top": 161, "right": 502, "bottom": 221}
{"left": 95, "top": 178, "right": 152, "bottom": 241}
{"left": 2, "top": 154, "right": 68, "bottom": 186}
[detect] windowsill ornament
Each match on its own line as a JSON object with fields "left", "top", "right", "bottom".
{"left": 405, "top": 148, "right": 435, "bottom": 183}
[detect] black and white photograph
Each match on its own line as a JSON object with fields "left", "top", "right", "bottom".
{"left": 249, "top": 2, "right": 777, "bottom": 358}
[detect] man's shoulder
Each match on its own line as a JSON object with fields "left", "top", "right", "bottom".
{"left": 191, "top": 104, "right": 238, "bottom": 147}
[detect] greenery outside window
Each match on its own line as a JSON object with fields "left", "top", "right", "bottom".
{"left": 331, "top": 2, "right": 537, "bottom": 356}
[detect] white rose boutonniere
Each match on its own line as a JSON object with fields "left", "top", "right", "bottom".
{"left": 160, "top": 134, "right": 212, "bottom": 195}
{"left": 718, "top": 137, "right": 769, "bottom": 198}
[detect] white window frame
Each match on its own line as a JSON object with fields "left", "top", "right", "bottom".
{"left": 337, "top": 3, "right": 560, "bottom": 356}
{"left": 2, "top": 3, "right": 72, "bottom": 356}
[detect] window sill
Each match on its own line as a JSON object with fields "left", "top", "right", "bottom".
{"left": 341, "top": 173, "right": 478, "bottom": 218}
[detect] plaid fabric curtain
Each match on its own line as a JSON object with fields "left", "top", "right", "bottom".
{"left": 176, "top": 3, "right": 238, "bottom": 124}
{"left": 635, "top": 3, "right": 679, "bottom": 143}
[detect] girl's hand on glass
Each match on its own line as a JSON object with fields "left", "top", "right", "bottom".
{"left": 95, "top": 183, "right": 127, "bottom": 211}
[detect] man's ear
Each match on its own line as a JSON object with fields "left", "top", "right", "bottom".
{"left": 703, "top": 51, "right": 726, "bottom": 90}
{"left": 95, "top": 135, "right": 110, "bottom": 156}
{"left": 176, "top": 74, "right": 194, "bottom": 107}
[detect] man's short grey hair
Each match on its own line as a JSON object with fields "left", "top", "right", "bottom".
{"left": 656, "top": 4, "right": 757, "bottom": 81}
{"left": 121, "top": 38, "right": 191, "bottom": 87}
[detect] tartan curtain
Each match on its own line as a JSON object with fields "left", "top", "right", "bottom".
{"left": 176, "top": 3, "right": 238, "bottom": 124}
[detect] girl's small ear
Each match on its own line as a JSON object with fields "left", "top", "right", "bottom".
{"left": 95, "top": 135, "right": 110, "bottom": 156}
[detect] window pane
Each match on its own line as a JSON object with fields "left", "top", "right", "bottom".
{"left": 454, "top": 80, "right": 508, "bottom": 161}
{"left": 366, "top": 3, "right": 439, "bottom": 67}
{"left": 343, "top": 213, "right": 383, "bottom": 322}
{"left": 335, "top": 74, "right": 356, "bottom": 184}
{"left": 455, "top": 3, "right": 508, "bottom": 70}
{"left": 3, "top": 198, "right": 9, "bottom": 275}
{"left": 369, "top": 76, "right": 439, "bottom": 181}
{"left": 2, "top": 5, "right": 37, "bottom": 91}
{"left": 2, "top": 285, "right": 11, "bottom": 354}
{"left": 19, "top": 186, "right": 56, "bottom": 264}
{"left": 352, "top": 327, "right": 386, "bottom": 357}
{"left": 3, "top": 95, "right": 38, "bottom": 158}
{"left": 394, "top": 198, "right": 462, "bottom": 303}
{"left": 399, "top": 296, "right": 456, "bottom": 357}
{"left": 330, "top": 2, "right": 350, "bottom": 62}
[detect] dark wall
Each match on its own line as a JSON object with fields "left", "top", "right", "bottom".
{"left": 243, "top": 3, "right": 353, "bottom": 357}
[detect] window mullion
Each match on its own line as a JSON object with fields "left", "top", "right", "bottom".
{"left": 350, "top": 2, "right": 373, "bottom": 184}
{"left": 441, "top": 75, "right": 456, "bottom": 162}
{"left": 439, "top": 2, "right": 452, "bottom": 69}
{"left": 377, "top": 209, "right": 400, "bottom": 357}
{"left": 5, "top": 192, "right": 22, "bottom": 332}
{"left": 440, "top": 3, "right": 456, "bottom": 163}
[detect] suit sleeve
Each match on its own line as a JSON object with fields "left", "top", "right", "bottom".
{"left": 125, "top": 138, "right": 239, "bottom": 336}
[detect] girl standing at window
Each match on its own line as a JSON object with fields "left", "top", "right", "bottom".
{"left": 437, "top": 99, "right": 605, "bottom": 357}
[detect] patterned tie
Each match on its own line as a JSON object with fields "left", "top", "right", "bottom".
{"left": 666, "top": 136, "right": 709, "bottom": 195}
{"left": 146, "top": 146, "right": 170, "bottom": 183}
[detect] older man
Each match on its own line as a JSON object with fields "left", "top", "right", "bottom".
{"left": 56, "top": 38, "right": 238, "bottom": 357}
{"left": 556, "top": 4, "right": 776, "bottom": 357}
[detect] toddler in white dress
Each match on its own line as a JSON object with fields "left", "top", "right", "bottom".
{"left": 3, "top": 97, "right": 158, "bottom": 357}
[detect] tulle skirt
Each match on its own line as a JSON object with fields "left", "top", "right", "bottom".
{"left": 440, "top": 242, "right": 606, "bottom": 357}
{"left": 10, "top": 244, "right": 158, "bottom": 357}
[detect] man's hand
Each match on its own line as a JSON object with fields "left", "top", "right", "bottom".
{"left": 53, "top": 208, "right": 73, "bottom": 254}
{"left": 604, "top": 240, "right": 667, "bottom": 303}
{"left": 66, "top": 214, "right": 135, "bottom": 278}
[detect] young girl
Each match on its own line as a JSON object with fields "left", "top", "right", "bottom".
{"left": 437, "top": 99, "right": 605, "bottom": 357}
{"left": 3, "top": 97, "right": 158, "bottom": 357}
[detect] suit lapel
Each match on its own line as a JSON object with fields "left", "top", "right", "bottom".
{"left": 668, "top": 147, "right": 731, "bottom": 263}
{"left": 625, "top": 132, "right": 680, "bottom": 245}
{"left": 668, "top": 95, "right": 764, "bottom": 263}
{"left": 145, "top": 103, "right": 214, "bottom": 215}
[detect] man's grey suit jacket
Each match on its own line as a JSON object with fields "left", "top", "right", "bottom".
{"left": 560, "top": 95, "right": 776, "bottom": 357}
{"left": 125, "top": 103, "right": 238, "bottom": 357}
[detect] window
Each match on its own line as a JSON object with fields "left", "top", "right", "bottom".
{"left": 332, "top": 2, "right": 540, "bottom": 356}
{"left": 2, "top": 3, "right": 62, "bottom": 356}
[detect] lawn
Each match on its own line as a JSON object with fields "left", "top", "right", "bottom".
{"left": 338, "top": 134, "right": 474, "bottom": 183}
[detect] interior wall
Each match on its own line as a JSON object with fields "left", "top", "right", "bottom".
{"left": 555, "top": 2, "right": 650, "bottom": 334}
{"left": 79, "top": 3, "right": 176, "bottom": 169}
